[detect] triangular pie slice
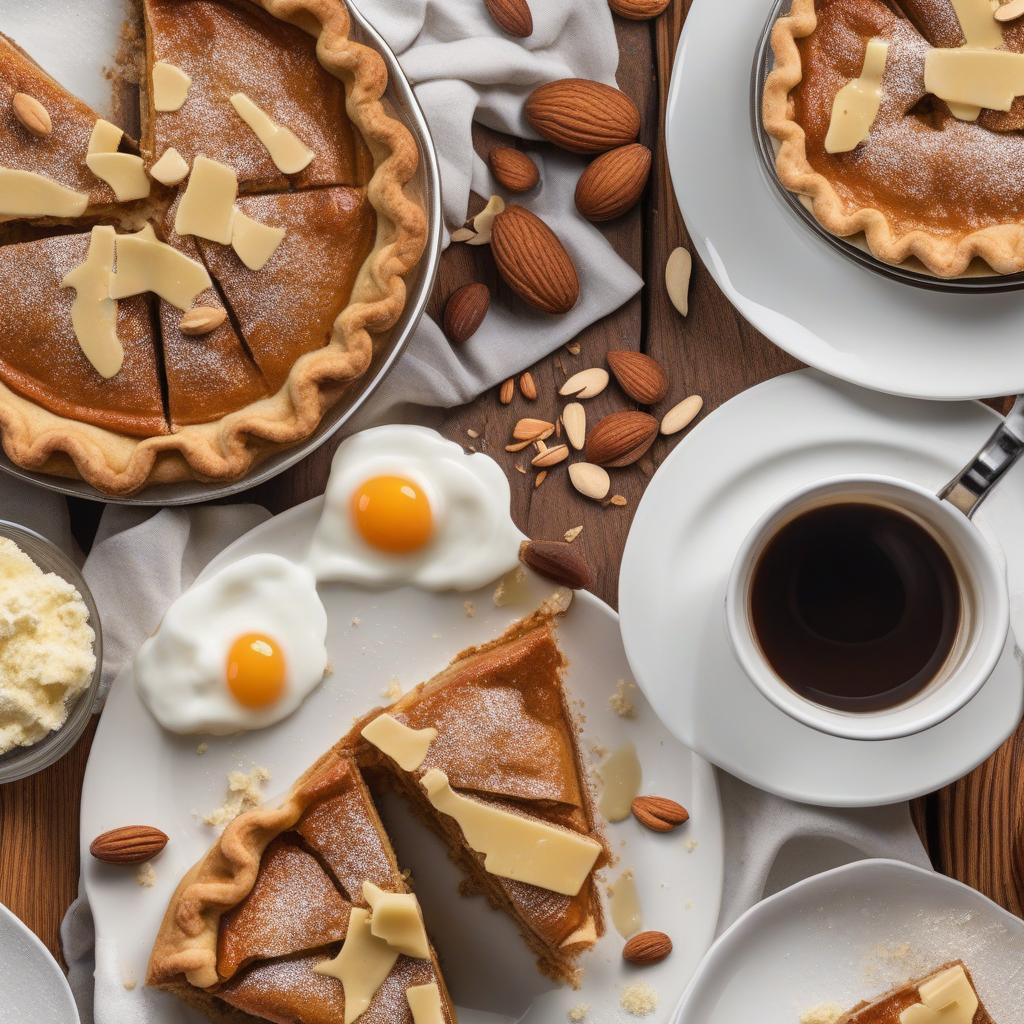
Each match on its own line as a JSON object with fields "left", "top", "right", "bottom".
{"left": 141, "top": 0, "right": 374, "bottom": 191}
{"left": 192, "top": 187, "right": 377, "bottom": 392}
{"left": 148, "top": 753, "right": 457, "bottom": 1024}
{"left": 354, "top": 603, "right": 609, "bottom": 985}
{"left": 0, "top": 231, "right": 166, "bottom": 437}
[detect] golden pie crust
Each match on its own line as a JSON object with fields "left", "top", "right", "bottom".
{"left": 762, "top": 0, "right": 1024, "bottom": 277}
{"left": 0, "top": 0, "right": 426, "bottom": 495}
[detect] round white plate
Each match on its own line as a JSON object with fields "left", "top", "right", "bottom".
{"left": 0, "top": 902, "right": 79, "bottom": 1024}
{"left": 666, "top": 0, "right": 1024, "bottom": 401}
{"left": 673, "top": 859, "right": 1024, "bottom": 1024}
{"left": 620, "top": 369, "right": 1024, "bottom": 807}
{"left": 81, "top": 500, "right": 723, "bottom": 1024}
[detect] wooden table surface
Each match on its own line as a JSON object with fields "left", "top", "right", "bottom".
{"left": 1, "top": 2, "right": 1021, "bottom": 968}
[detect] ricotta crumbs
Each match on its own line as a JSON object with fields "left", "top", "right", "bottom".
{"left": 0, "top": 537, "right": 95, "bottom": 754}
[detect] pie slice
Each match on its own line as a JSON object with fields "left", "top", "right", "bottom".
{"left": 141, "top": 0, "right": 374, "bottom": 191}
{"left": 355, "top": 604, "right": 609, "bottom": 985}
{"left": 148, "top": 753, "right": 457, "bottom": 1024}
{"left": 836, "top": 961, "right": 993, "bottom": 1024}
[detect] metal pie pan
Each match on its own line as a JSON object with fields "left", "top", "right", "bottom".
{"left": 0, "top": 1, "right": 442, "bottom": 506}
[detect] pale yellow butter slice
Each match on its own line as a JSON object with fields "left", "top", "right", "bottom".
{"left": 152, "top": 60, "right": 192, "bottom": 112}
{"left": 825, "top": 38, "right": 889, "bottom": 154}
{"left": 231, "top": 210, "right": 286, "bottom": 271}
{"left": 362, "top": 882, "right": 430, "bottom": 960}
{"left": 361, "top": 713, "right": 437, "bottom": 772}
{"left": 0, "top": 169, "right": 88, "bottom": 218}
{"left": 229, "top": 92, "right": 314, "bottom": 175}
{"left": 60, "top": 225, "right": 123, "bottom": 379}
{"left": 314, "top": 907, "right": 398, "bottom": 1024}
{"left": 86, "top": 152, "right": 151, "bottom": 201}
{"left": 419, "top": 768, "right": 602, "bottom": 897}
{"left": 406, "top": 983, "right": 445, "bottom": 1024}
{"left": 899, "top": 965, "right": 979, "bottom": 1024}
{"left": 149, "top": 148, "right": 190, "bottom": 186}
{"left": 175, "top": 156, "right": 237, "bottom": 245}
{"left": 110, "top": 233, "right": 212, "bottom": 310}
{"left": 925, "top": 46, "right": 1024, "bottom": 113}
{"left": 88, "top": 119, "right": 124, "bottom": 155}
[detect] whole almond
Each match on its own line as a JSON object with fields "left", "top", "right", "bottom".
{"left": 607, "top": 350, "right": 668, "bottom": 405}
{"left": 666, "top": 247, "right": 693, "bottom": 317}
{"left": 532, "top": 443, "right": 569, "bottom": 468}
{"left": 562, "top": 402, "right": 586, "bottom": 449}
{"left": 575, "top": 144, "right": 652, "bottom": 223}
{"left": 631, "top": 795, "right": 690, "bottom": 832}
{"left": 90, "top": 825, "right": 169, "bottom": 864}
{"left": 491, "top": 205, "right": 580, "bottom": 315}
{"left": 623, "top": 930, "right": 673, "bottom": 965}
{"left": 560, "top": 367, "right": 609, "bottom": 400}
{"left": 520, "top": 371, "right": 538, "bottom": 400}
{"left": 609, "top": 0, "right": 672, "bottom": 18}
{"left": 586, "top": 411, "right": 658, "bottom": 467}
{"left": 513, "top": 417, "right": 554, "bottom": 440}
{"left": 661, "top": 394, "right": 703, "bottom": 436}
{"left": 443, "top": 283, "right": 490, "bottom": 343}
{"left": 180, "top": 306, "right": 227, "bottom": 336}
{"left": 569, "top": 462, "right": 610, "bottom": 501}
{"left": 485, "top": 0, "right": 534, "bottom": 37}
{"left": 499, "top": 378, "right": 515, "bottom": 405}
{"left": 12, "top": 92, "right": 52, "bottom": 137}
{"left": 520, "top": 539, "right": 594, "bottom": 590}
{"left": 525, "top": 79, "right": 640, "bottom": 154}
{"left": 489, "top": 147, "right": 540, "bottom": 193}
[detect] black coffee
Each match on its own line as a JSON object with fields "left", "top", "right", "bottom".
{"left": 749, "top": 502, "right": 961, "bottom": 713}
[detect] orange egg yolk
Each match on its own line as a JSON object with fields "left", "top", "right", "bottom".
{"left": 350, "top": 475, "right": 434, "bottom": 554}
{"left": 226, "top": 633, "right": 287, "bottom": 709}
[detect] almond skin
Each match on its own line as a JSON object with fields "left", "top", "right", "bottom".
{"left": 90, "top": 825, "right": 169, "bottom": 864}
{"left": 607, "top": 350, "right": 668, "bottom": 405}
{"left": 12, "top": 92, "right": 52, "bottom": 137}
{"left": 489, "top": 147, "right": 540, "bottom": 193}
{"left": 525, "top": 79, "right": 640, "bottom": 154}
{"left": 575, "top": 144, "right": 652, "bottom": 222}
{"left": 485, "top": 0, "right": 534, "bottom": 36}
{"left": 631, "top": 795, "right": 690, "bottom": 833}
{"left": 443, "top": 283, "right": 490, "bottom": 343}
{"left": 585, "top": 411, "right": 658, "bottom": 467}
{"left": 491, "top": 205, "right": 580, "bottom": 315}
{"left": 519, "top": 539, "right": 594, "bottom": 591}
{"left": 609, "top": 0, "right": 672, "bottom": 19}
{"left": 623, "top": 930, "right": 673, "bottom": 965}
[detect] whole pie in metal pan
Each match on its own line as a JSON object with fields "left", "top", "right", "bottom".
{"left": 0, "top": 0, "right": 426, "bottom": 494}
{"left": 763, "top": 0, "right": 1024, "bottom": 277}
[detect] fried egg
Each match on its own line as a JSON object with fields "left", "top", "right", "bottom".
{"left": 308, "top": 425, "right": 522, "bottom": 590}
{"left": 135, "top": 554, "right": 328, "bottom": 734}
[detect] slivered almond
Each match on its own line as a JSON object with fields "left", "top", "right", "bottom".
{"left": 660, "top": 395, "right": 703, "bottom": 436}
{"left": 513, "top": 417, "right": 554, "bottom": 441}
{"left": 560, "top": 367, "right": 609, "bottom": 399}
{"left": 466, "top": 195, "right": 506, "bottom": 246}
{"left": 506, "top": 438, "right": 539, "bottom": 452}
{"left": 534, "top": 469, "right": 548, "bottom": 488}
{"left": 532, "top": 444, "right": 568, "bottom": 468}
{"left": 520, "top": 371, "right": 538, "bottom": 400}
{"left": 569, "top": 462, "right": 610, "bottom": 501}
{"left": 564, "top": 525, "right": 583, "bottom": 542}
{"left": 180, "top": 306, "right": 227, "bottom": 336}
{"left": 13, "top": 92, "right": 52, "bottom": 137}
{"left": 666, "top": 247, "right": 693, "bottom": 316}
{"left": 562, "top": 402, "right": 586, "bottom": 450}
{"left": 499, "top": 378, "right": 515, "bottom": 404}
{"left": 609, "top": 494, "right": 628, "bottom": 507}
{"left": 451, "top": 226, "right": 477, "bottom": 243}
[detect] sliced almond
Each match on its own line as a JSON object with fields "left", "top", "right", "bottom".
{"left": 560, "top": 367, "right": 609, "bottom": 400}
{"left": 180, "top": 305, "right": 227, "bottom": 336}
{"left": 467, "top": 195, "right": 506, "bottom": 246}
{"left": 569, "top": 462, "right": 610, "bottom": 501}
{"left": 532, "top": 443, "right": 569, "bottom": 468}
{"left": 660, "top": 395, "right": 703, "bottom": 436}
{"left": 534, "top": 469, "right": 548, "bottom": 488}
{"left": 564, "top": 525, "right": 583, "bottom": 543}
{"left": 666, "top": 246, "right": 693, "bottom": 317}
{"left": 499, "top": 378, "right": 515, "bottom": 404}
{"left": 609, "top": 494, "right": 628, "bottom": 507}
{"left": 12, "top": 92, "right": 52, "bottom": 137}
{"left": 451, "top": 226, "right": 477, "bottom": 243}
{"left": 520, "top": 371, "right": 538, "bottom": 400}
{"left": 562, "top": 402, "right": 586, "bottom": 450}
{"left": 996, "top": 0, "right": 1024, "bottom": 21}
{"left": 506, "top": 437, "right": 538, "bottom": 452}
{"left": 513, "top": 417, "right": 554, "bottom": 441}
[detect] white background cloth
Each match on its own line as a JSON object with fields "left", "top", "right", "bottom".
{"left": 0, "top": 0, "right": 926, "bottom": 1019}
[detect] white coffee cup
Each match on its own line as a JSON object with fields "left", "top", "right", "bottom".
{"left": 725, "top": 475, "right": 1010, "bottom": 741}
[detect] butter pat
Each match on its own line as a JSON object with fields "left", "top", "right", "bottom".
{"left": 88, "top": 118, "right": 123, "bottom": 155}
{"left": 363, "top": 882, "right": 431, "bottom": 959}
{"left": 361, "top": 713, "right": 436, "bottom": 771}
{"left": 150, "top": 148, "right": 190, "bottom": 186}
{"left": 925, "top": 47, "right": 1024, "bottom": 114}
{"left": 110, "top": 233, "right": 212, "bottom": 311}
{"left": 825, "top": 38, "right": 889, "bottom": 154}
{"left": 60, "top": 225, "right": 123, "bottom": 378}
{"left": 152, "top": 60, "right": 192, "bottom": 112}
{"left": 86, "top": 153, "right": 151, "bottom": 201}
{"left": 0, "top": 169, "right": 88, "bottom": 218}
{"left": 407, "top": 983, "right": 445, "bottom": 1024}
{"left": 420, "top": 768, "right": 602, "bottom": 896}
{"left": 231, "top": 210, "right": 286, "bottom": 271}
{"left": 174, "top": 156, "right": 238, "bottom": 244}
{"left": 900, "top": 966, "right": 979, "bottom": 1024}
{"left": 230, "top": 92, "right": 314, "bottom": 175}
{"left": 0, "top": 537, "right": 96, "bottom": 755}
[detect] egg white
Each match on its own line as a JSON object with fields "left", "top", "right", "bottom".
{"left": 135, "top": 554, "right": 328, "bottom": 735}
{"left": 307, "top": 425, "right": 523, "bottom": 591}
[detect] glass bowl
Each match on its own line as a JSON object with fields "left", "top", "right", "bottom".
{"left": 750, "top": 0, "right": 1024, "bottom": 295}
{"left": 0, "top": 521, "right": 103, "bottom": 785}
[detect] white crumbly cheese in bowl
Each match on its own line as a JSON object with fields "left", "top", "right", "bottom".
{"left": 0, "top": 537, "right": 96, "bottom": 754}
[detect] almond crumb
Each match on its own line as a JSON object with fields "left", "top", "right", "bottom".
{"left": 464, "top": 600, "right": 476, "bottom": 618}
{"left": 351, "top": 616, "right": 361, "bottom": 627}
{"left": 609, "top": 494, "right": 628, "bottom": 507}
{"left": 196, "top": 742, "right": 208, "bottom": 756}
{"left": 686, "top": 839, "right": 699, "bottom": 853}
{"left": 123, "top": 979, "right": 137, "bottom": 992}
{"left": 136, "top": 862, "right": 156, "bottom": 888}
{"left": 621, "top": 983, "right": 658, "bottom": 1017}
{"left": 566, "top": 342, "right": 581, "bottom": 355}
{"left": 609, "top": 679, "right": 637, "bottom": 718}
{"left": 382, "top": 678, "right": 402, "bottom": 701}
{"left": 567, "top": 1005, "right": 589, "bottom": 1022}
{"left": 564, "top": 525, "right": 583, "bottom": 543}
{"left": 467, "top": 428, "right": 480, "bottom": 439}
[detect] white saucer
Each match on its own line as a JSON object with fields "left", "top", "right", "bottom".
{"left": 673, "top": 859, "right": 1024, "bottom": 1024}
{"left": 666, "top": 0, "right": 1024, "bottom": 400}
{"left": 619, "top": 369, "right": 1024, "bottom": 807}
{"left": 81, "top": 499, "right": 723, "bottom": 1024}
{"left": 0, "top": 901, "right": 79, "bottom": 1024}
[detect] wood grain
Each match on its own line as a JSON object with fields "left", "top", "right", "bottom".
{"left": 1, "top": 0, "right": 1021, "bottom": 970}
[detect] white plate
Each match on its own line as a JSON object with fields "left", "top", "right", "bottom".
{"left": 619, "top": 369, "right": 1024, "bottom": 807}
{"left": 673, "top": 859, "right": 1024, "bottom": 1024}
{"left": 666, "top": 0, "right": 1024, "bottom": 401}
{"left": 0, "top": 902, "right": 79, "bottom": 1024}
{"left": 81, "top": 499, "right": 723, "bottom": 1024}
